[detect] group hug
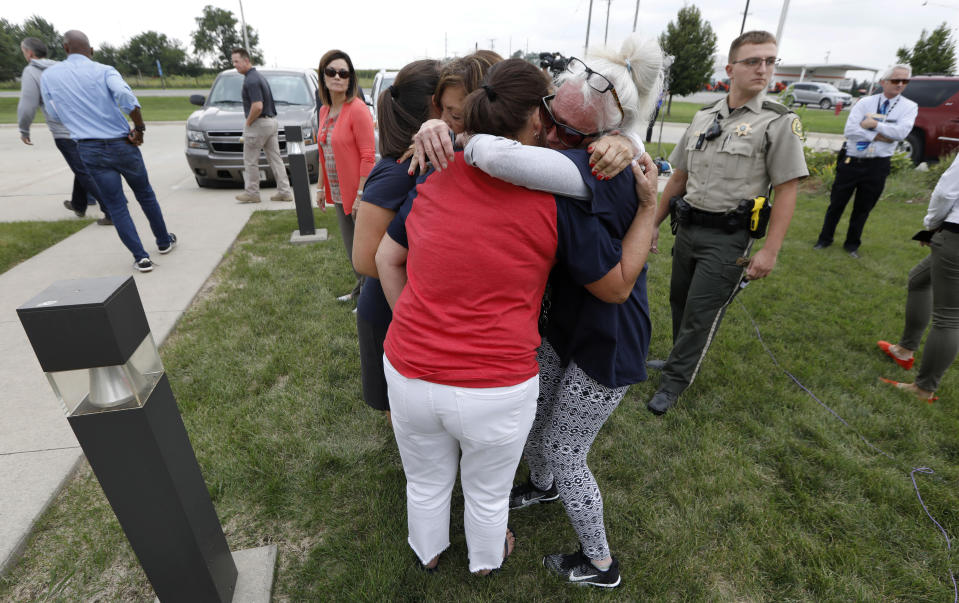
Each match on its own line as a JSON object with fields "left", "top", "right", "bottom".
{"left": 310, "top": 27, "right": 958, "bottom": 588}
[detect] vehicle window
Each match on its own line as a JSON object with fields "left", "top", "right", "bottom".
{"left": 795, "top": 83, "right": 810, "bottom": 91}
{"left": 208, "top": 74, "right": 244, "bottom": 105}
{"left": 820, "top": 84, "right": 840, "bottom": 93}
{"left": 903, "top": 80, "right": 959, "bottom": 108}
{"left": 264, "top": 75, "right": 313, "bottom": 105}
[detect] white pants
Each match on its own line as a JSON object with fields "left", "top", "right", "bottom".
{"left": 242, "top": 116, "right": 291, "bottom": 196}
{"left": 384, "top": 356, "right": 538, "bottom": 572}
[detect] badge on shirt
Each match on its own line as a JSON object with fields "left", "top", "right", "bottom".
{"left": 791, "top": 118, "right": 803, "bottom": 138}
{"left": 734, "top": 122, "right": 752, "bottom": 137}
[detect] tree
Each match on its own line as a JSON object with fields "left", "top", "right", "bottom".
{"left": 94, "top": 43, "right": 122, "bottom": 69}
{"left": 20, "top": 15, "right": 64, "bottom": 60}
{"left": 124, "top": 31, "right": 188, "bottom": 76}
{"left": 896, "top": 22, "right": 956, "bottom": 75}
{"left": 658, "top": 5, "right": 717, "bottom": 112}
{"left": 0, "top": 19, "right": 23, "bottom": 81}
{"left": 192, "top": 5, "right": 262, "bottom": 70}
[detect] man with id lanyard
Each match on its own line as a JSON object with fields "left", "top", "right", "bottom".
{"left": 814, "top": 65, "right": 917, "bottom": 258}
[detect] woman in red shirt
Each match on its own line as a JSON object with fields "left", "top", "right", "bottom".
{"left": 316, "top": 49, "right": 375, "bottom": 303}
{"left": 376, "top": 59, "right": 658, "bottom": 575}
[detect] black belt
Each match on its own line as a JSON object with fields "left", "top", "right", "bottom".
{"left": 942, "top": 222, "right": 959, "bottom": 233}
{"left": 76, "top": 137, "right": 128, "bottom": 143}
{"left": 688, "top": 206, "right": 735, "bottom": 229}
{"left": 843, "top": 155, "right": 891, "bottom": 164}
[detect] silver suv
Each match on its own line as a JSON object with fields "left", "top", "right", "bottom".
{"left": 185, "top": 68, "right": 320, "bottom": 187}
{"left": 786, "top": 82, "right": 853, "bottom": 110}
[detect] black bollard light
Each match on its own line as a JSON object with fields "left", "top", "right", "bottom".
{"left": 16, "top": 276, "right": 240, "bottom": 602}
{"left": 285, "top": 124, "right": 327, "bottom": 245}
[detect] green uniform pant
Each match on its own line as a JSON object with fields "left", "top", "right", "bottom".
{"left": 898, "top": 229, "right": 959, "bottom": 392}
{"left": 660, "top": 224, "right": 751, "bottom": 396}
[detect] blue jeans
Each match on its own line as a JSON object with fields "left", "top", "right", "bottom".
{"left": 77, "top": 139, "right": 172, "bottom": 261}
{"left": 53, "top": 137, "right": 110, "bottom": 218}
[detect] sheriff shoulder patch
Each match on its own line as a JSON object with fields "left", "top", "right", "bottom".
{"left": 791, "top": 118, "right": 803, "bottom": 138}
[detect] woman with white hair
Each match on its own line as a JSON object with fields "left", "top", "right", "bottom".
{"left": 457, "top": 35, "right": 665, "bottom": 588}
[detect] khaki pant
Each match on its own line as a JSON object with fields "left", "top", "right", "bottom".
{"left": 242, "top": 117, "right": 291, "bottom": 196}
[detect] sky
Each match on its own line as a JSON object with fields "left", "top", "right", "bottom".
{"left": 6, "top": 0, "right": 958, "bottom": 82}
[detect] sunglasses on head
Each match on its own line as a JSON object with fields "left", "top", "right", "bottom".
{"left": 324, "top": 67, "right": 351, "bottom": 79}
{"left": 732, "top": 56, "right": 780, "bottom": 68}
{"left": 565, "top": 57, "right": 625, "bottom": 125}
{"left": 888, "top": 78, "right": 910, "bottom": 85}
{"left": 540, "top": 95, "right": 602, "bottom": 148}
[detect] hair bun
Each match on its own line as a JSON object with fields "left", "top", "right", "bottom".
{"left": 482, "top": 83, "right": 497, "bottom": 101}
{"left": 389, "top": 85, "right": 399, "bottom": 99}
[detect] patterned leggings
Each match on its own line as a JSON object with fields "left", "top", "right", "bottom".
{"left": 524, "top": 339, "right": 628, "bottom": 560}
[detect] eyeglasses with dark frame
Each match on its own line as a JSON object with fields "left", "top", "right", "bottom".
{"left": 324, "top": 67, "right": 351, "bottom": 79}
{"left": 888, "top": 78, "right": 910, "bottom": 85}
{"left": 732, "top": 56, "right": 780, "bottom": 68}
{"left": 540, "top": 95, "right": 603, "bottom": 149}
{"left": 564, "top": 57, "right": 625, "bottom": 126}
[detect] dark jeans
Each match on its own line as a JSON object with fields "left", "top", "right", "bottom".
{"left": 77, "top": 139, "right": 172, "bottom": 261}
{"left": 53, "top": 137, "right": 110, "bottom": 218}
{"left": 817, "top": 156, "right": 891, "bottom": 252}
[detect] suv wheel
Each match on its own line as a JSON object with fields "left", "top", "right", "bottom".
{"left": 819, "top": 98, "right": 832, "bottom": 110}
{"left": 899, "top": 130, "right": 924, "bottom": 165}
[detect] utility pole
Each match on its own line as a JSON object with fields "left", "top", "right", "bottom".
{"left": 238, "top": 0, "right": 249, "bottom": 52}
{"left": 604, "top": 0, "right": 612, "bottom": 45}
{"left": 488, "top": 38, "right": 495, "bottom": 51}
{"left": 632, "top": 0, "right": 640, "bottom": 32}
{"left": 775, "top": 0, "right": 791, "bottom": 49}
{"left": 584, "top": 0, "right": 594, "bottom": 55}
{"left": 740, "top": 0, "right": 750, "bottom": 35}
{"left": 444, "top": 33, "right": 447, "bottom": 58}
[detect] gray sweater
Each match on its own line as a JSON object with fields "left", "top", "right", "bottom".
{"left": 18, "top": 58, "right": 71, "bottom": 139}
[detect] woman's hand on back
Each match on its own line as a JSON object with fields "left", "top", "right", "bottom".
{"left": 410, "top": 119, "right": 455, "bottom": 175}
{"left": 589, "top": 134, "right": 635, "bottom": 180}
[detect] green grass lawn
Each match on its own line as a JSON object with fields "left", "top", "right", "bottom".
{"left": 0, "top": 219, "right": 93, "bottom": 274}
{"left": 1, "top": 169, "right": 957, "bottom": 600}
{"left": 661, "top": 101, "right": 848, "bottom": 135}
{"left": 1, "top": 96, "right": 201, "bottom": 124}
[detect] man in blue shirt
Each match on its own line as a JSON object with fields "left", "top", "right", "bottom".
{"left": 814, "top": 65, "right": 918, "bottom": 258}
{"left": 41, "top": 30, "right": 176, "bottom": 273}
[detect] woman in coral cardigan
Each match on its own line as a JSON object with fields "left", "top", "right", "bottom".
{"left": 317, "top": 49, "right": 375, "bottom": 303}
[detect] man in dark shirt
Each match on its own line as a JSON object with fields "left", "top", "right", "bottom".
{"left": 231, "top": 48, "right": 292, "bottom": 203}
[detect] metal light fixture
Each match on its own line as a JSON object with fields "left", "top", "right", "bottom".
{"left": 18, "top": 276, "right": 238, "bottom": 602}
{"left": 286, "top": 124, "right": 327, "bottom": 244}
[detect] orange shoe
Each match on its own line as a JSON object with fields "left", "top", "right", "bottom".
{"left": 877, "top": 340, "right": 914, "bottom": 370}
{"left": 879, "top": 377, "right": 938, "bottom": 402}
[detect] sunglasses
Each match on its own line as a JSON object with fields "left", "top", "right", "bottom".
{"left": 540, "top": 95, "right": 602, "bottom": 148}
{"left": 888, "top": 79, "right": 910, "bottom": 85}
{"left": 732, "top": 56, "right": 780, "bottom": 68}
{"left": 324, "top": 67, "right": 351, "bottom": 79}
{"left": 565, "top": 57, "right": 625, "bottom": 125}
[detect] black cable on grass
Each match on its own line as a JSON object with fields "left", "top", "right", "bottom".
{"left": 737, "top": 297, "right": 957, "bottom": 603}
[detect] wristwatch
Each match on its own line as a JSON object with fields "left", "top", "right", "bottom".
{"left": 134, "top": 124, "right": 146, "bottom": 132}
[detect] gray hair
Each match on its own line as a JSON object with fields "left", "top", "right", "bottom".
{"left": 20, "top": 37, "right": 48, "bottom": 58}
{"left": 555, "top": 34, "right": 664, "bottom": 138}
{"left": 881, "top": 64, "right": 912, "bottom": 80}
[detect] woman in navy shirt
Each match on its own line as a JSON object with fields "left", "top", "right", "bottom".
{"left": 352, "top": 60, "right": 441, "bottom": 418}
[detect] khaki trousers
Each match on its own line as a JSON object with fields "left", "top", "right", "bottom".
{"left": 242, "top": 116, "right": 291, "bottom": 196}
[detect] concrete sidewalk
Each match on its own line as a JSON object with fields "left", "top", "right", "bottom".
{"left": 0, "top": 123, "right": 301, "bottom": 576}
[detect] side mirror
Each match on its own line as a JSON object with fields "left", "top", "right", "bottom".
{"left": 189, "top": 95, "right": 206, "bottom": 107}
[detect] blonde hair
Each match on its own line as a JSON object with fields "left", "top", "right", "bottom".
{"left": 556, "top": 35, "right": 664, "bottom": 138}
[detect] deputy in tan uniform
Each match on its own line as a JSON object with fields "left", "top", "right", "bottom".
{"left": 646, "top": 30, "right": 808, "bottom": 415}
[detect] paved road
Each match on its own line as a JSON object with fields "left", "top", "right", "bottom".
{"left": 0, "top": 122, "right": 300, "bottom": 576}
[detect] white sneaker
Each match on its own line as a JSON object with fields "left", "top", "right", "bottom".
{"left": 235, "top": 192, "right": 261, "bottom": 204}
{"left": 336, "top": 293, "right": 354, "bottom": 303}
{"left": 270, "top": 191, "right": 293, "bottom": 202}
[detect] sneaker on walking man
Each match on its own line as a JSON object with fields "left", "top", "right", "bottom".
{"left": 231, "top": 48, "right": 293, "bottom": 204}
{"left": 40, "top": 30, "right": 176, "bottom": 273}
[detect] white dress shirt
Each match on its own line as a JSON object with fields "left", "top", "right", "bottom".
{"left": 843, "top": 93, "right": 918, "bottom": 158}
{"left": 924, "top": 155, "right": 959, "bottom": 230}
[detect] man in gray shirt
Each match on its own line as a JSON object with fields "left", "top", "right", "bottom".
{"left": 17, "top": 37, "right": 111, "bottom": 224}
{"left": 230, "top": 47, "right": 292, "bottom": 203}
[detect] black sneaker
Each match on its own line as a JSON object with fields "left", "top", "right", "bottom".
{"left": 134, "top": 258, "right": 153, "bottom": 273}
{"left": 159, "top": 233, "right": 177, "bottom": 254}
{"left": 509, "top": 480, "right": 559, "bottom": 510}
{"left": 543, "top": 548, "right": 621, "bottom": 588}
